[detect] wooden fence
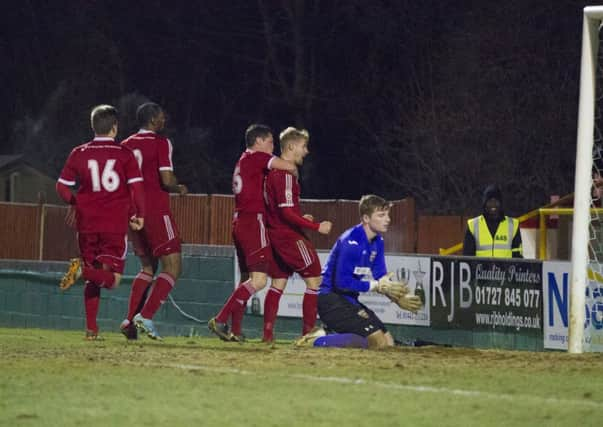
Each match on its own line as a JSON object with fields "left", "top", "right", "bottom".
{"left": 0, "top": 196, "right": 465, "bottom": 261}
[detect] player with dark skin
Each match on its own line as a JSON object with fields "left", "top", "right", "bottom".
{"left": 120, "top": 103, "right": 188, "bottom": 340}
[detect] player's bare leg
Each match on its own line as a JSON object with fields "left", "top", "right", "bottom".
{"left": 140, "top": 256, "right": 159, "bottom": 277}
{"left": 384, "top": 332, "right": 395, "bottom": 346}
{"left": 160, "top": 252, "right": 182, "bottom": 279}
{"left": 248, "top": 271, "right": 269, "bottom": 292}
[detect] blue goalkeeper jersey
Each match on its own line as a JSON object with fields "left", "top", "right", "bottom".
{"left": 319, "top": 223, "right": 387, "bottom": 305}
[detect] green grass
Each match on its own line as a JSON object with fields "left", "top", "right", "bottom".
{"left": 1, "top": 327, "right": 602, "bottom": 427}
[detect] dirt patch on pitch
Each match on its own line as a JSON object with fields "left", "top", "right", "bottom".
{"left": 4, "top": 329, "right": 603, "bottom": 379}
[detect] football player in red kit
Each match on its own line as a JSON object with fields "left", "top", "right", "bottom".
{"left": 120, "top": 102, "right": 187, "bottom": 340}
{"left": 208, "top": 124, "right": 297, "bottom": 341}
{"left": 56, "top": 104, "right": 145, "bottom": 340}
{"left": 263, "top": 127, "right": 332, "bottom": 342}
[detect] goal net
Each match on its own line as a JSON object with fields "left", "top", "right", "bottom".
{"left": 570, "top": 6, "right": 603, "bottom": 353}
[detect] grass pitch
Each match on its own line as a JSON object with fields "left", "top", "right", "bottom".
{"left": 1, "top": 327, "right": 602, "bottom": 427}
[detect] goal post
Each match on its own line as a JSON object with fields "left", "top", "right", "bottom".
{"left": 569, "top": 6, "right": 603, "bottom": 353}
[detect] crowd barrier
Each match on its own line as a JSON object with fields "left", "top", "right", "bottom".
{"left": 2, "top": 250, "right": 600, "bottom": 351}
{"left": 256, "top": 253, "right": 603, "bottom": 351}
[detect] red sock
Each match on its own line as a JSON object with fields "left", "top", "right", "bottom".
{"left": 127, "top": 271, "right": 153, "bottom": 321}
{"left": 263, "top": 287, "right": 283, "bottom": 341}
{"left": 302, "top": 288, "right": 318, "bottom": 335}
{"left": 82, "top": 266, "right": 115, "bottom": 289}
{"left": 84, "top": 281, "right": 101, "bottom": 333}
{"left": 215, "top": 281, "right": 254, "bottom": 324}
{"left": 140, "top": 272, "right": 175, "bottom": 319}
{"left": 230, "top": 301, "right": 246, "bottom": 336}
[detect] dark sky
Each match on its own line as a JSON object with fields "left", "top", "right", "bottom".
{"left": 1, "top": 0, "right": 595, "bottom": 214}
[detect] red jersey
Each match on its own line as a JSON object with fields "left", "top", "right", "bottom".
{"left": 232, "top": 149, "right": 274, "bottom": 214}
{"left": 58, "top": 138, "right": 143, "bottom": 234}
{"left": 121, "top": 130, "right": 173, "bottom": 214}
{"left": 265, "top": 169, "right": 305, "bottom": 234}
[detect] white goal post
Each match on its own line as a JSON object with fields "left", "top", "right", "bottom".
{"left": 569, "top": 6, "right": 603, "bottom": 353}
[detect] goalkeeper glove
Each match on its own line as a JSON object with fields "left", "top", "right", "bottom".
{"left": 388, "top": 293, "right": 423, "bottom": 313}
{"left": 371, "top": 272, "right": 408, "bottom": 300}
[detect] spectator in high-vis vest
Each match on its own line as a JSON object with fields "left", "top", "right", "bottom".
{"left": 463, "top": 184, "right": 522, "bottom": 258}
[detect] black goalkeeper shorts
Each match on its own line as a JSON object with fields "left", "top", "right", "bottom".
{"left": 317, "top": 292, "right": 387, "bottom": 337}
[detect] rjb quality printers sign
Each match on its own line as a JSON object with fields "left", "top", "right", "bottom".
{"left": 430, "top": 257, "right": 542, "bottom": 336}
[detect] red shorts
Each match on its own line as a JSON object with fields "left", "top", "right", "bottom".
{"left": 78, "top": 232, "right": 127, "bottom": 274}
{"left": 233, "top": 212, "right": 273, "bottom": 274}
{"left": 268, "top": 229, "right": 321, "bottom": 279}
{"left": 130, "top": 212, "right": 181, "bottom": 258}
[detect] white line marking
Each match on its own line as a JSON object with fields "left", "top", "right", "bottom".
{"left": 151, "top": 362, "right": 599, "bottom": 408}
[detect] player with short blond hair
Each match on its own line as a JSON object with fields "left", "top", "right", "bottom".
{"left": 262, "top": 127, "right": 332, "bottom": 342}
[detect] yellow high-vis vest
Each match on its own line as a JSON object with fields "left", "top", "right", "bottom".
{"left": 467, "top": 215, "right": 520, "bottom": 258}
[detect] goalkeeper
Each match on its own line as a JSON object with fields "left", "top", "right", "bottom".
{"left": 296, "top": 194, "right": 422, "bottom": 349}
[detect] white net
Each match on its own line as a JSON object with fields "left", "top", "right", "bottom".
{"left": 581, "top": 21, "right": 603, "bottom": 351}
{"left": 590, "top": 32, "right": 603, "bottom": 262}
